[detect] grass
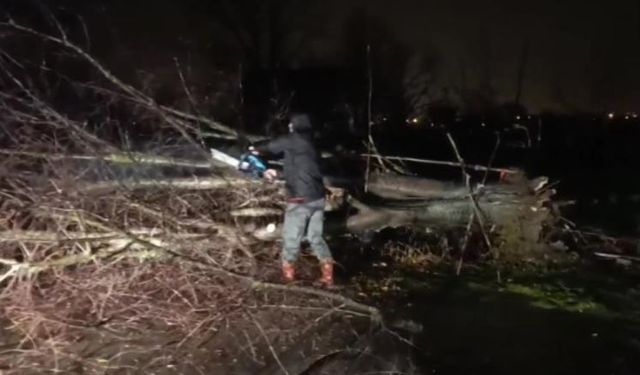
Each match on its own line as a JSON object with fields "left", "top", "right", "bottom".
{"left": 350, "top": 255, "right": 640, "bottom": 375}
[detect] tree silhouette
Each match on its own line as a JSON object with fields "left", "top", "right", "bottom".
{"left": 341, "top": 7, "right": 411, "bottom": 129}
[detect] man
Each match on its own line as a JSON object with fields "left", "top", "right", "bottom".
{"left": 251, "top": 113, "right": 334, "bottom": 287}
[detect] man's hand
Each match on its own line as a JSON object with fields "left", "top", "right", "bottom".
{"left": 263, "top": 169, "right": 278, "bottom": 182}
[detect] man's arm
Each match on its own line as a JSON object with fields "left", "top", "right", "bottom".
{"left": 251, "top": 135, "right": 288, "bottom": 156}
{"left": 249, "top": 136, "right": 288, "bottom": 182}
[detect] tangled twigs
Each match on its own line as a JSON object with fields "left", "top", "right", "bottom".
{"left": 0, "top": 20, "right": 238, "bottom": 140}
{"left": 0, "top": 246, "right": 167, "bottom": 287}
{"left": 0, "top": 258, "right": 21, "bottom": 284}
{"left": 247, "top": 280, "right": 381, "bottom": 320}
{"left": 247, "top": 311, "right": 291, "bottom": 375}
{"left": 0, "top": 14, "right": 384, "bottom": 374}
{"left": 0, "top": 149, "right": 380, "bottom": 372}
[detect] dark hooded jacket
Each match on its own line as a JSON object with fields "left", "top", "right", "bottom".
{"left": 256, "top": 114, "right": 325, "bottom": 201}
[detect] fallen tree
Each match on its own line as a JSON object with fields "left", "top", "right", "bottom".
{"left": 350, "top": 173, "right": 553, "bottom": 235}
{"left": 252, "top": 171, "right": 554, "bottom": 245}
{"left": 0, "top": 12, "right": 559, "bottom": 374}
{"left": 0, "top": 18, "right": 386, "bottom": 374}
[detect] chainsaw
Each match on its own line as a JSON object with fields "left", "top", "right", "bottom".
{"left": 210, "top": 148, "right": 268, "bottom": 179}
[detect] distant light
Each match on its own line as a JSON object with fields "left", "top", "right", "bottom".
{"left": 481, "top": 122, "right": 486, "bottom": 127}
{"left": 625, "top": 115, "right": 630, "bottom": 120}
{"left": 527, "top": 115, "right": 532, "bottom": 120}
{"left": 608, "top": 112, "right": 615, "bottom": 119}
{"left": 411, "top": 117, "right": 419, "bottom": 124}
{"left": 633, "top": 113, "right": 638, "bottom": 119}
{"left": 516, "top": 115, "right": 521, "bottom": 120}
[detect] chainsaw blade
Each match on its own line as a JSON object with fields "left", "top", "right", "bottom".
{"left": 210, "top": 148, "right": 240, "bottom": 168}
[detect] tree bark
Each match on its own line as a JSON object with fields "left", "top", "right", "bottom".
{"left": 251, "top": 173, "right": 554, "bottom": 244}
{"left": 78, "top": 176, "right": 258, "bottom": 193}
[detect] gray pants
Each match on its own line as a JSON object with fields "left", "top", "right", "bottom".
{"left": 282, "top": 198, "right": 332, "bottom": 263}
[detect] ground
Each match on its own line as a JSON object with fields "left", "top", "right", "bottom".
{"left": 2, "top": 236, "right": 640, "bottom": 374}
{"left": 353, "top": 253, "right": 640, "bottom": 375}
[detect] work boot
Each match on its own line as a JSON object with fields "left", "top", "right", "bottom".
{"left": 282, "top": 261, "right": 295, "bottom": 283}
{"left": 318, "top": 260, "right": 334, "bottom": 288}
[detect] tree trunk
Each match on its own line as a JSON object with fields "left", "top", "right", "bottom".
{"left": 252, "top": 173, "right": 554, "bottom": 244}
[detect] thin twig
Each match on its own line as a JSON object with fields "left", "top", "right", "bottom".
{"left": 454, "top": 132, "right": 503, "bottom": 275}
{"left": 481, "top": 132, "right": 502, "bottom": 185}
{"left": 364, "top": 44, "right": 374, "bottom": 192}
{"left": 361, "top": 154, "right": 515, "bottom": 175}
{"left": 174, "top": 57, "right": 206, "bottom": 148}
{"left": 445, "top": 132, "right": 497, "bottom": 279}
{"left": 456, "top": 211, "right": 475, "bottom": 276}
{"left": 247, "top": 311, "right": 290, "bottom": 375}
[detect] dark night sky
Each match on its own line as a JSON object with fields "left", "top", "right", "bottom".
{"left": 3, "top": 0, "right": 639, "bottom": 113}
{"left": 314, "top": 0, "right": 640, "bottom": 113}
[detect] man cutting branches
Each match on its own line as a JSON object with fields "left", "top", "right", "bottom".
{"left": 251, "top": 113, "right": 335, "bottom": 288}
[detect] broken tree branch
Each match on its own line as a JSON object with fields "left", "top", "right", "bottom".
{"left": 361, "top": 154, "right": 517, "bottom": 175}
{"left": 77, "top": 176, "right": 258, "bottom": 193}
{"left": 0, "top": 229, "right": 206, "bottom": 243}
{"left": 445, "top": 132, "right": 496, "bottom": 279}
{"left": 231, "top": 208, "right": 282, "bottom": 218}
{"left": 0, "top": 149, "right": 219, "bottom": 169}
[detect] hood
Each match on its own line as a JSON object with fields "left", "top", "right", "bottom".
{"left": 289, "top": 113, "right": 313, "bottom": 133}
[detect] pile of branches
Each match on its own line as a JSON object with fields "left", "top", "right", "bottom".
{"left": 0, "top": 18, "right": 380, "bottom": 374}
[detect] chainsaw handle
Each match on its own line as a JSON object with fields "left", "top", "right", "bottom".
{"left": 248, "top": 145, "right": 260, "bottom": 155}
